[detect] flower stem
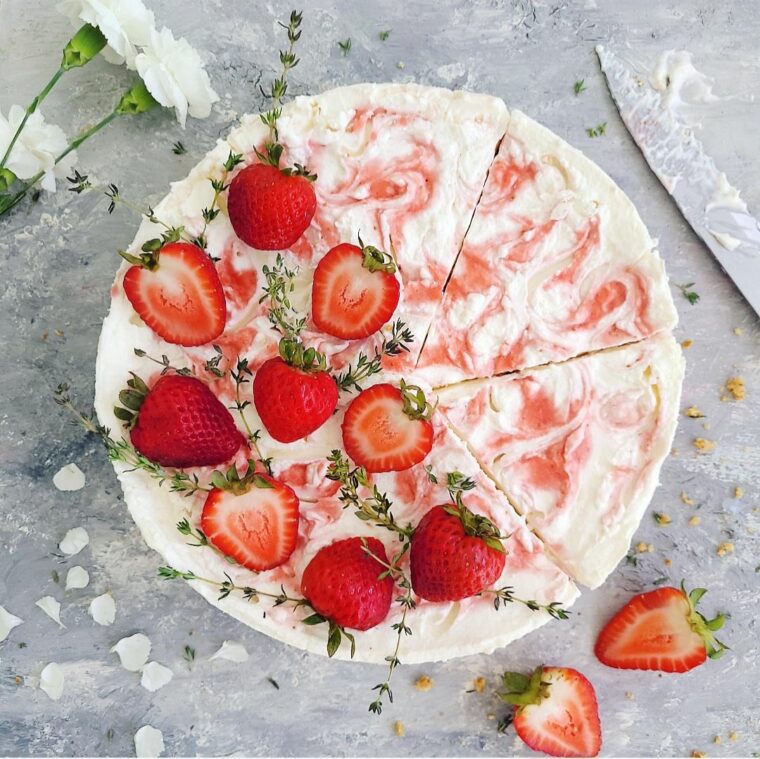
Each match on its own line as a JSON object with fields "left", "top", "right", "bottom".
{"left": 0, "top": 67, "right": 66, "bottom": 170}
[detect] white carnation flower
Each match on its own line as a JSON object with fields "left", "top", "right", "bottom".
{"left": 0, "top": 106, "right": 76, "bottom": 192}
{"left": 57, "top": 0, "right": 155, "bottom": 69}
{"left": 135, "top": 26, "right": 219, "bottom": 128}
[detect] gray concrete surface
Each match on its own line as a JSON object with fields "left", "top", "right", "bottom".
{"left": 1, "top": 0, "right": 758, "bottom": 756}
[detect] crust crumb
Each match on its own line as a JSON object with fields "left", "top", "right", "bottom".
{"left": 625, "top": 691, "right": 635, "bottom": 700}
{"left": 681, "top": 491, "right": 696, "bottom": 506}
{"left": 689, "top": 516, "right": 701, "bottom": 527}
{"left": 684, "top": 406, "right": 705, "bottom": 418}
{"left": 716, "top": 542, "right": 734, "bottom": 557}
{"left": 734, "top": 327, "right": 743, "bottom": 336}
{"left": 393, "top": 721, "right": 405, "bottom": 737}
{"left": 472, "top": 676, "right": 487, "bottom": 693}
{"left": 654, "top": 512, "right": 671, "bottom": 526}
{"left": 681, "top": 339, "right": 693, "bottom": 349}
{"left": 728, "top": 731, "right": 738, "bottom": 742}
{"left": 664, "top": 558, "right": 672, "bottom": 566}
{"left": 415, "top": 675, "right": 433, "bottom": 692}
{"left": 691, "top": 751, "right": 707, "bottom": 758}
{"left": 693, "top": 438, "right": 715, "bottom": 453}
{"left": 734, "top": 486, "right": 743, "bottom": 499}
{"left": 725, "top": 377, "right": 745, "bottom": 401}
{"left": 713, "top": 736, "right": 722, "bottom": 745}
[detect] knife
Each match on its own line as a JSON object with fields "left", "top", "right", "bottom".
{"left": 596, "top": 45, "right": 760, "bottom": 319}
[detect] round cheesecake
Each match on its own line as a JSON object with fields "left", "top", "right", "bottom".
{"left": 95, "top": 83, "right": 683, "bottom": 663}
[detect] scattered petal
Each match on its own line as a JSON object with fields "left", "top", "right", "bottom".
{"left": 35, "top": 596, "right": 65, "bottom": 628}
{"left": 40, "top": 662, "right": 65, "bottom": 700}
{"left": 59, "top": 527, "right": 89, "bottom": 556}
{"left": 53, "top": 463, "right": 86, "bottom": 491}
{"left": 141, "top": 661, "right": 174, "bottom": 692}
{"left": 89, "top": 593, "right": 116, "bottom": 625}
{"left": 210, "top": 640, "right": 248, "bottom": 663}
{"left": 0, "top": 606, "right": 23, "bottom": 642}
{"left": 65, "top": 566, "right": 90, "bottom": 590}
{"left": 111, "top": 633, "right": 151, "bottom": 671}
{"left": 134, "top": 26, "right": 218, "bottom": 127}
{"left": 134, "top": 725, "right": 165, "bottom": 758}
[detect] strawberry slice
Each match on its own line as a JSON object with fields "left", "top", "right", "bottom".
{"left": 312, "top": 241, "right": 400, "bottom": 339}
{"left": 594, "top": 583, "right": 728, "bottom": 673}
{"left": 341, "top": 381, "right": 434, "bottom": 473}
{"left": 122, "top": 242, "right": 226, "bottom": 347}
{"left": 201, "top": 470, "right": 300, "bottom": 572}
{"left": 499, "top": 666, "right": 602, "bottom": 758}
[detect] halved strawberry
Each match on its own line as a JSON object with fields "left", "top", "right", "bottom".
{"left": 499, "top": 666, "right": 602, "bottom": 758}
{"left": 594, "top": 583, "right": 728, "bottom": 673}
{"left": 122, "top": 242, "right": 226, "bottom": 346}
{"left": 200, "top": 469, "right": 300, "bottom": 572}
{"left": 341, "top": 381, "right": 434, "bottom": 473}
{"left": 312, "top": 241, "right": 400, "bottom": 339}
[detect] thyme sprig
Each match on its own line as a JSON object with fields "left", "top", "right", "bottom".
{"left": 487, "top": 586, "right": 571, "bottom": 620}
{"left": 133, "top": 348, "right": 194, "bottom": 376}
{"left": 158, "top": 566, "right": 356, "bottom": 658}
{"left": 176, "top": 518, "right": 211, "bottom": 548}
{"left": 193, "top": 151, "right": 243, "bottom": 249}
{"left": 260, "top": 254, "right": 306, "bottom": 339}
{"left": 326, "top": 450, "right": 414, "bottom": 542}
{"left": 256, "top": 10, "right": 314, "bottom": 180}
{"left": 677, "top": 282, "right": 700, "bottom": 305}
{"left": 360, "top": 540, "right": 415, "bottom": 714}
{"left": 54, "top": 383, "right": 210, "bottom": 495}
{"left": 334, "top": 319, "right": 415, "bottom": 393}
{"left": 230, "top": 357, "right": 273, "bottom": 475}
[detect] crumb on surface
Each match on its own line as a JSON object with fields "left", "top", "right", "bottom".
{"left": 625, "top": 691, "right": 635, "bottom": 700}
{"left": 654, "top": 512, "right": 671, "bottom": 526}
{"left": 728, "top": 731, "right": 738, "bottom": 742}
{"left": 664, "top": 558, "right": 672, "bottom": 566}
{"left": 734, "top": 486, "right": 744, "bottom": 499}
{"left": 681, "top": 491, "right": 696, "bottom": 506}
{"left": 689, "top": 516, "right": 701, "bottom": 526}
{"left": 702, "top": 422, "right": 711, "bottom": 430}
{"left": 681, "top": 339, "right": 693, "bottom": 349}
{"left": 725, "top": 377, "right": 745, "bottom": 401}
{"left": 473, "top": 676, "right": 487, "bottom": 693}
{"left": 487, "top": 713, "right": 496, "bottom": 720}
{"left": 684, "top": 405, "right": 704, "bottom": 418}
{"left": 14, "top": 675, "right": 22, "bottom": 685}
{"left": 734, "top": 327, "right": 743, "bottom": 336}
{"left": 415, "top": 675, "right": 433, "bottom": 692}
{"left": 713, "top": 736, "right": 721, "bottom": 745}
{"left": 393, "top": 721, "right": 405, "bottom": 737}
{"left": 694, "top": 437, "right": 715, "bottom": 453}
{"left": 716, "top": 542, "right": 734, "bottom": 557}
{"left": 691, "top": 751, "right": 706, "bottom": 758}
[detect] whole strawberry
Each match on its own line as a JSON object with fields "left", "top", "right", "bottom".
{"left": 410, "top": 500, "right": 506, "bottom": 602}
{"left": 301, "top": 536, "right": 394, "bottom": 631}
{"left": 228, "top": 163, "right": 316, "bottom": 251}
{"left": 118, "top": 373, "right": 243, "bottom": 468}
{"left": 253, "top": 339, "right": 338, "bottom": 443}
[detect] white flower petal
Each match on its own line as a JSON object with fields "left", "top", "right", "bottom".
{"left": 59, "top": 527, "right": 89, "bottom": 556}
{"left": 53, "top": 463, "right": 86, "bottom": 491}
{"left": 65, "top": 566, "right": 90, "bottom": 590}
{"left": 111, "top": 633, "right": 151, "bottom": 671}
{"left": 56, "top": 0, "right": 155, "bottom": 69}
{"left": 135, "top": 26, "right": 218, "bottom": 127}
{"left": 210, "top": 641, "right": 248, "bottom": 663}
{"left": 134, "top": 725, "right": 164, "bottom": 758}
{"left": 40, "top": 662, "right": 65, "bottom": 701}
{"left": 35, "top": 596, "right": 65, "bottom": 628}
{"left": 140, "top": 661, "right": 173, "bottom": 692}
{"left": 88, "top": 592, "right": 116, "bottom": 625}
{"left": 0, "top": 606, "right": 23, "bottom": 643}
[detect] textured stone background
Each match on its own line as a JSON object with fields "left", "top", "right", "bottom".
{"left": 1, "top": 0, "right": 759, "bottom": 756}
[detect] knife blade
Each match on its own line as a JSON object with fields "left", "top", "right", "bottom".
{"left": 596, "top": 44, "right": 760, "bottom": 318}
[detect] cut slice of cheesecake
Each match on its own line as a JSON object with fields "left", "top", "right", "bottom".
{"left": 416, "top": 110, "right": 678, "bottom": 385}
{"left": 436, "top": 333, "right": 684, "bottom": 588}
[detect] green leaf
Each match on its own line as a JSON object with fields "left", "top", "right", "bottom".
{"left": 301, "top": 613, "right": 326, "bottom": 626}
{"left": 326, "top": 621, "right": 342, "bottom": 657}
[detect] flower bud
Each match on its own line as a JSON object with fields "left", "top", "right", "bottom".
{"left": 0, "top": 168, "right": 17, "bottom": 193}
{"left": 115, "top": 82, "right": 159, "bottom": 116}
{"left": 61, "top": 24, "right": 107, "bottom": 70}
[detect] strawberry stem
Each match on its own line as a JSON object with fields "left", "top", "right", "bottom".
{"left": 357, "top": 234, "right": 397, "bottom": 274}
{"left": 399, "top": 379, "right": 436, "bottom": 421}
{"left": 498, "top": 667, "right": 550, "bottom": 707}
{"left": 681, "top": 581, "right": 729, "bottom": 659}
